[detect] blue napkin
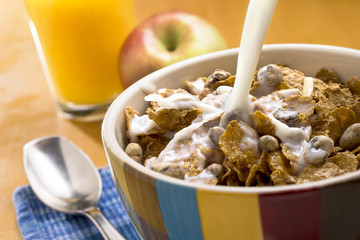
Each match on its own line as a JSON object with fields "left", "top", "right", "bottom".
{"left": 13, "top": 166, "right": 140, "bottom": 240}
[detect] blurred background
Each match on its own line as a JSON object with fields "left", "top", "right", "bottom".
{"left": 1, "top": 0, "right": 360, "bottom": 238}
{"left": 134, "top": 0, "right": 360, "bottom": 49}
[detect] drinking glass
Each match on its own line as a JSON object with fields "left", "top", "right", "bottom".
{"left": 24, "top": 0, "right": 136, "bottom": 121}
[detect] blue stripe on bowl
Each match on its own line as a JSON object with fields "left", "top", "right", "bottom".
{"left": 156, "top": 179, "right": 204, "bottom": 240}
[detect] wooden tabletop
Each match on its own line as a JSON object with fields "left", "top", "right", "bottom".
{"left": 1, "top": 0, "right": 360, "bottom": 238}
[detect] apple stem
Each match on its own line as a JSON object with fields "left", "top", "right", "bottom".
{"left": 226, "top": 0, "right": 278, "bottom": 121}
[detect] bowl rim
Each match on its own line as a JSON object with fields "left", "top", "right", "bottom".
{"left": 102, "top": 43, "right": 360, "bottom": 194}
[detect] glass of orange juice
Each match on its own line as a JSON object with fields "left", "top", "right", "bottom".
{"left": 24, "top": 0, "right": 135, "bottom": 121}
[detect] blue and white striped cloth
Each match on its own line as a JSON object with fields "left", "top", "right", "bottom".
{"left": 13, "top": 166, "right": 140, "bottom": 240}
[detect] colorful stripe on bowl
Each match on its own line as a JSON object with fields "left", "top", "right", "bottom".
{"left": 109, "top": 154, "right": 360, "bottom": 240}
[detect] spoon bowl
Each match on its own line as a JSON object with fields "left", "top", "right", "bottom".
{"left": 23, "top": 136, "right": 124, "bottom": 240}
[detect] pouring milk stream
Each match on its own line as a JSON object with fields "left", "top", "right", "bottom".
{"left": 226, "top": 0, "right": 278, "bottom": 118}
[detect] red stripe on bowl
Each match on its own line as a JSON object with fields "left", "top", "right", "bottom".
{"left": 259, "top": 189, "right": 321, "bottom": 240}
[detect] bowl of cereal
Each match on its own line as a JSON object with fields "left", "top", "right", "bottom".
{"left": 102, "top": 44, "right": 360, "bottom": 240}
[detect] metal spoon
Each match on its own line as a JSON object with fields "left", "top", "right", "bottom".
{"left": 23, "top": 135, "right": 125, "bottom": 240}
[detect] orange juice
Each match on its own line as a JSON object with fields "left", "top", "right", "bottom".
{"left": 24, "top": 0, "right": 135, "bottom": 105}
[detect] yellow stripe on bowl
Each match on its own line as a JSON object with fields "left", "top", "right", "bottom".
{"left": 197, "top": 189, "right": 263, "bottom": 240}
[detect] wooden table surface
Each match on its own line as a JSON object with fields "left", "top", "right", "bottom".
{"left": 1, "top": 0, "right": 360, "bottom": 238}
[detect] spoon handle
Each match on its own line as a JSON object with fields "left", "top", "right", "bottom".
{"left": 83, "top": 207, "right": 126, "bottom": 240}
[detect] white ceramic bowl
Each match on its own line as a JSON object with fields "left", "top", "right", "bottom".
{"left": 102, "top": 44, "right": 360, "bottom": 240}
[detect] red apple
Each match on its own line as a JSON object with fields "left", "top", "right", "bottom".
{"left": 119, "top": 10, "right": 227, "bottom": 88}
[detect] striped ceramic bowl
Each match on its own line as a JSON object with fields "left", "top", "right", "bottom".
{"left": 102, "top": 44, "right": 360, "bottom": 240}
